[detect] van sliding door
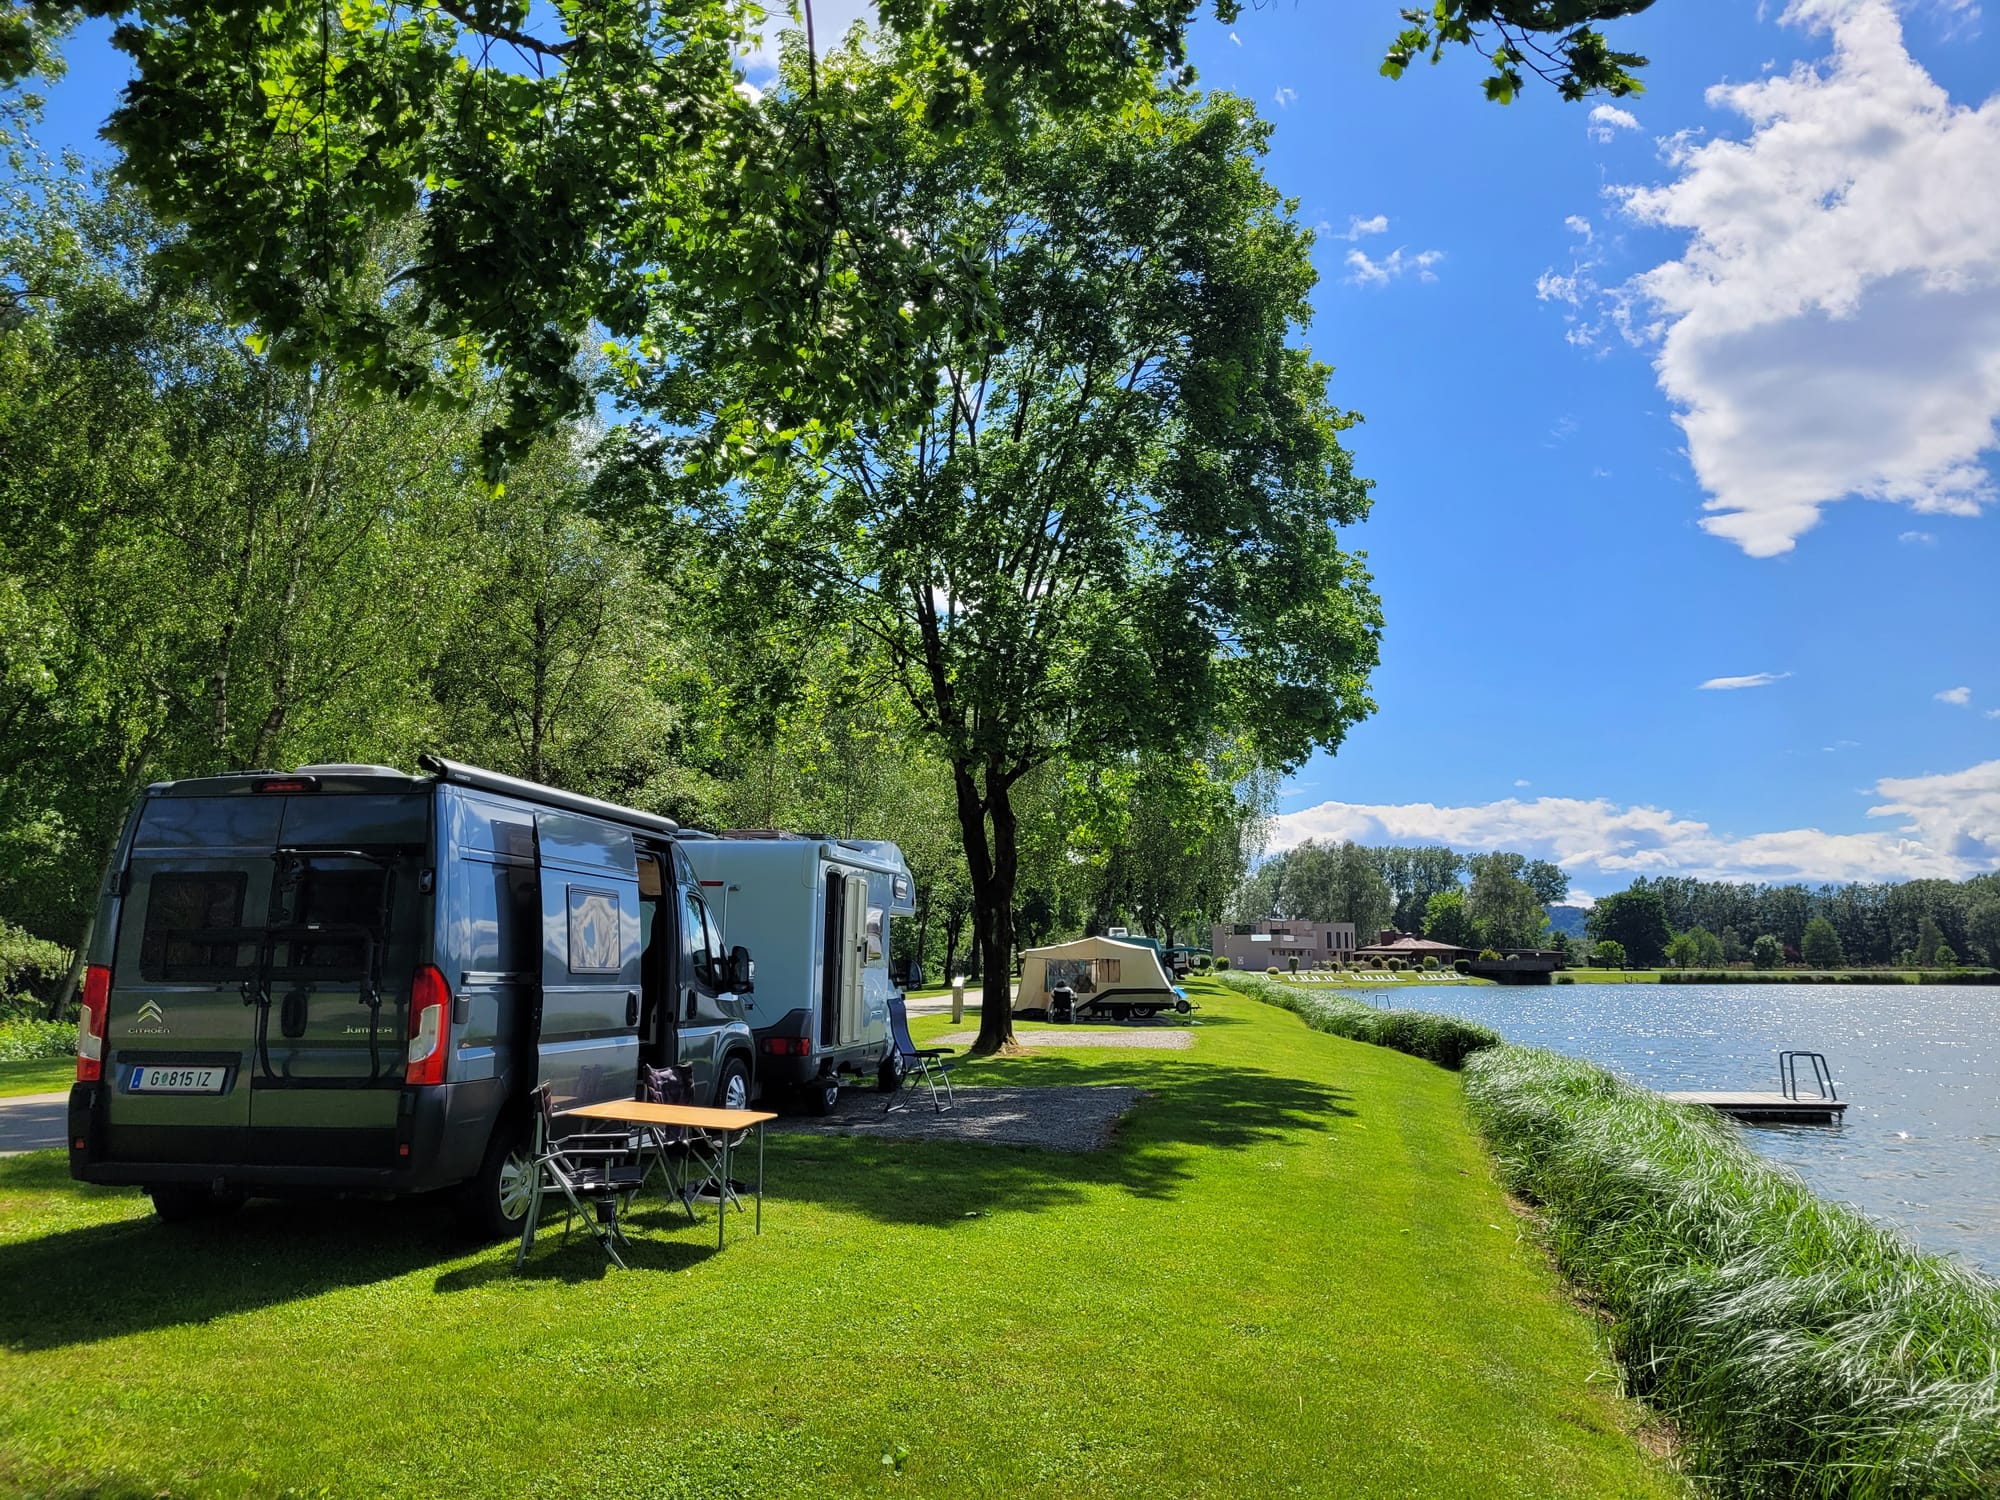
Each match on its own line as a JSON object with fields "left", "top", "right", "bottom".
{"left": 535, "top": 811, "right": 641, "bottom": 1110}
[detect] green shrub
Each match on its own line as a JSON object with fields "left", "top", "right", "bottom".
{"left": 1421, "top": 956, "right": 1440, "bottom": 971}
{"left": 1465, "top": 1045, "right": 2000, "bottom": 1496}
{"left": 0, "top": 1018, "right": 76, "bottom": 1062}
{"left": 1214, "top": 972, "right": 1500, "bottom": 1071}
{"left": 1213, "top": 957, "right": 1229, "bottom": 971}
{"left": 1387, "top": 958, "right": 1404, "bottom": 972}
{"left": 0, "top": 919, "right": 71, "bottom": 1018}
{"left": 1265, "top": 966, "right": 1279, "bottom": 975}
{"left": 1452, "top": 958, "right": 1471, "bottom": 975}
{"left": 1477, "top": 948, "right": 1502, "bottom": 963}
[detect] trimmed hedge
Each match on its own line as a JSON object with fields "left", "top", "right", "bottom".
{"left": 1215, "top": 971, "right": 1500, "bottom": 1071}
{"left": 1466, "top": 1045, "right": 2000, "bottom": 1497}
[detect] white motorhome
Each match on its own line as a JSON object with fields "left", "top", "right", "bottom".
{"left": 681, "top": 833, "right": 917, "bottom": 1113}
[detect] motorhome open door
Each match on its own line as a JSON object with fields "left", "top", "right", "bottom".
{"left": 838, "top": 873, "right": 868, "bottom": 1047}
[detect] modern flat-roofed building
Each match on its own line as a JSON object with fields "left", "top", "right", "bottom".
{"left": 1211, "top": 918, "right": 1358, "bottom": 969}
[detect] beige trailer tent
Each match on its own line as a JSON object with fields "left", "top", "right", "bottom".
{"left": 1014, "top": 937, "right": 1190, "bottom": 1021}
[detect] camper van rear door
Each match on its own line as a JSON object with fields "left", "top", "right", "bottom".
{"left": 534, "top": 811, "right": 642, "bottom": 1110}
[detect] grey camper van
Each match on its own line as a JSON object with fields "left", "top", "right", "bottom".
{"left": 67, "top": 757, "right": 755, "bottom": 1235}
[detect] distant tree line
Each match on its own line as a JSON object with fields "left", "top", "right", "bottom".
{"left": 1584, "top": 876, "right": 2000, "bottom": 970}
{"left": 1230, "top": 843, "right": 1568, "bottom": 952}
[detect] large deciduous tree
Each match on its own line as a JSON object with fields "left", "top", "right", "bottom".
{"left": 0, "top": 1, "right": 1659, "bottom": 468}
{"left": 629, "top": 49, "right": 1381, "bottom": 1049}
{"left": 1586, "top": 886, "right": 1673, "bottom": 968}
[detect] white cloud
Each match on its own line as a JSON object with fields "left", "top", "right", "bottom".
{"left": 1564, "top": 214, "right": 1595, "bottom": 244}
{"left": 1588, "top": 104, "right": 1642, "bottom": 142}
{"left": 1899, "top": 529, "right": 1938, "bottom": 543}
{"left": 1699, "top": 671, "right": 1791, "bottom": 690}
{"left": 1274, "top": 86, "right": 1298, "bottom": 109}
{"left": 1337, "top": 213, "right": 1389, "bottom": 241}
{"left": 1273, "top": 758, "right": 2000, "bottom": 885}
{"left": 1937, "top": 685, "right": 1973, "bottom": 705}
{"left": 1612, "top": 0, "right": 2000, "bottom": 557}
{"left": 1345, "top": 247, "right": 1444, "bottom": 287}
{"left": 1987, "top": 708, "right": 2000, "bottom": 719}
{"left": 1514, "top": 778, "right": 1533, "bottom": 787}
{"left": 1229, "top": 30, "right": 1241, "bottom": 44}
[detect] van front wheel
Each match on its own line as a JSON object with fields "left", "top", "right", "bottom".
{"left": 458, "top": 1115, "right": 534, "bottom": 1241}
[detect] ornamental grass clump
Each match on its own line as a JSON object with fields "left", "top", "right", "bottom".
{"left": 1215, "top": 972, "right": 1499, "bottom": 1071}
{"left": 1464, "top": 1044, "right": 2000, "bottom": 1498}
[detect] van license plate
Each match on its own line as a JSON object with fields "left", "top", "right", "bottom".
{"left": 128, "top": 1066, "right": 226, "bottom": 1094}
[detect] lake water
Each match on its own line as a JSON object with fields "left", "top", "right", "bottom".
{"left": 1389, "top": 982, "right": 2000, "bottom": 1276}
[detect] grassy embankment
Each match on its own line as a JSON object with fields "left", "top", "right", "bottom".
{"left": 0, "top": 980, "right": 1678, "bottom": 1499}
{"left": 0, "top": 1058, "right": 73, "bottom": 1098}
{"left": 1220, "top": 969, "right": 2000, "bottom": 1498}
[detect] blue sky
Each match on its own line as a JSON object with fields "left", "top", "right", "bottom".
{"left": 26, "top": 1, "right": 2000, "bottom": 897}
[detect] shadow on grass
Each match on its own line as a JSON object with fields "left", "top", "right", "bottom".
{"left": 0, "top": 1060, "right": 1352, "bottom": 1347}
{"left": 771, "top": 1058, "right": 1352, "bottom": 1227}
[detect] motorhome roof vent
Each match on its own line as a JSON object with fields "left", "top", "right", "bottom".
{"left": 720, "top": 829, "right": 813, "bottom": 841}
{"left": 292, "top": 764, "right": 406, "bottom": 777}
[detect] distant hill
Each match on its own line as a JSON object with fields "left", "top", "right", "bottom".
{"left": 1545, "top": 905, "right": 1591, "bottom": 939}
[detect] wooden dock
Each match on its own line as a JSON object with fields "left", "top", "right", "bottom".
{"left": 1664, "top": 1090, "right": 1848, "bottom": 1124}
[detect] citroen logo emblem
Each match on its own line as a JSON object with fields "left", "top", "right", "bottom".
{"left": 134, "top": 998, "right": 166, "bottom": 1027}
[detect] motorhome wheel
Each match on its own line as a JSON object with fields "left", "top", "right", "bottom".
{"left": 148, "top": 1183, "right": 243, "bottom": 1224}
{"left": 717, "top": 1056, "right": 753, "bottom": 1113}
{"left": 458, "top": 1113, "right": 534, "bottom": 1240}
{"left": 798, "top": 1073, "right": 840, "bottom": 1116}
{"left": 877, "top": 1050, "right": 905, "bottom": 1093}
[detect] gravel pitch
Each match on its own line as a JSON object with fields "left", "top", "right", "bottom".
{"left": 770, "top": 1085, "right": 1145, "bottom": 1152}
{"left": 932, "top": 1028, "right": 1194, "bottom": 1050}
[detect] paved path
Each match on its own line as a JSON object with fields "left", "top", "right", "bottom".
{"left": 0, "top": 1091, "right": 68, "bottom": 1155}
{"left": 772, "top": 1084, "right": 1144, "bottom": 1152}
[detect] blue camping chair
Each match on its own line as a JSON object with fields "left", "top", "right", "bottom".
{"left": 885, "top": 993, "right": 955, "bottom": 1114}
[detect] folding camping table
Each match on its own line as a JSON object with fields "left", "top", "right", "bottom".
{"left": 562, "top": 1100, "right": 777, "bottom": 1250}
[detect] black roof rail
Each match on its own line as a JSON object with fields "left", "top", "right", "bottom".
{"left": 417, "top": 754, "right": 680, "bottom": 836}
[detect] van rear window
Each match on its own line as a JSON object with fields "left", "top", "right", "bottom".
{"left": 278, "top": 869, "right": 389, "bottom": 975}
{"left": 140, "top": 873, "right": 252, "bottom": 980}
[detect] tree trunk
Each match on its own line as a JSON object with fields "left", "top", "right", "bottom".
{"left": 952, "top": 760, "right": 1018, "bottom": 1054}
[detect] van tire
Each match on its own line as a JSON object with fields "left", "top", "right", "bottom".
{"left": 716, "top": 1055, "right": 753, "bottom": 1113}
{"left": 149, "top": 1184, "right": 242, "bottom": 1224}
{"left": 797, "top": 1073, "right": 840, "bottom": 1116}
{"left": 457, "top": 1114, "right": 534, "bottom": 1241}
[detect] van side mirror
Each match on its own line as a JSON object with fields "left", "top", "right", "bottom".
{"left": 729, "top": 945, "right": 755, "bottom": 994}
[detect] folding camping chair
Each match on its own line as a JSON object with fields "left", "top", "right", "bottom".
{"left": 635, "top": 1063, "right": 701, "bottom": 1225}
{"left": 515, "top": 1083, "right": 645, "bottom": 1271}
{"left": 885, "top": 993, "right": 955, "bottom": 1114}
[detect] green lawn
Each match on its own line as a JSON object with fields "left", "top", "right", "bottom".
{"left": 0, "top": 980, "right": 1680, "bottom": 1499}
{"left": 0, "top": 1057, "right": 73, "bottom": 1097}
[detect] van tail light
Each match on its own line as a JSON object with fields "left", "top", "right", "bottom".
{"left": 77, "top": 965, "right": 111, "bottom": 1083}
{"left": 405, "top": 965, "right": 451, "bottom": 1086}
{"left": 760, "top": 1036, "right": 811, "bottom": 1057}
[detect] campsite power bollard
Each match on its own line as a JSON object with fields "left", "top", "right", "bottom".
{"left": 951, "top": 977, "right": 965, "bottom": 1025}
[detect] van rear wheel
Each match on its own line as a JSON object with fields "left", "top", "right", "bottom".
{"left": 149, "top": 1184, "right": 242, "bottom": 1224}
{"left": 458, "top": 1115, "right": 534, "bottom": 1241}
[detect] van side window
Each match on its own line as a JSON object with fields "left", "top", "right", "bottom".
{"left": 140, "top": 872, "right": 250, "bottom": 980}
{"left": 865, "top": 907, "right": 885, "bottom": 966}
{"left": 683, "top": 891, "right": 717, "bottom": 987}
{"left": 567, "top": 886, "right": 622, "bottom": 974}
